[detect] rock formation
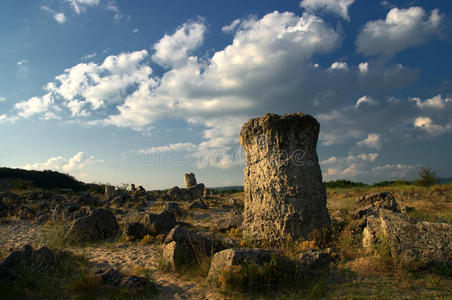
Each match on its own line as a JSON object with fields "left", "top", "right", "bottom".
{"left": 240, "top": 113, "right": 330, "bottom": 241}
{"left": 184, "top": 173, "right": 197, "bottom": 188}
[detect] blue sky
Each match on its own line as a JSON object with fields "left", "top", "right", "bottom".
{"left": 1, "top": 0, "right": 451, "bottom": 188}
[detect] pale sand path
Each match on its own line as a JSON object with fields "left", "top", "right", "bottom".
{"left": 0, "top": 220, "right": 223, "bottom": 300}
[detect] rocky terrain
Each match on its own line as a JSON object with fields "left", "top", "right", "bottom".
{"left": 0, "top": 113, "right": 451, "bottom": 299}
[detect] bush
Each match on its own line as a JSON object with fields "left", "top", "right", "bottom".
{"left": 415, "top": 167, "right": 438, "bottom": 187}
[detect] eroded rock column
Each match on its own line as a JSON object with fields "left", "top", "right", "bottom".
{"left": 240, "top": 113, "right": 330, "bottom": 241}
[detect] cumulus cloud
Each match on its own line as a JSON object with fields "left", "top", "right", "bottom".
{"left": 357, "top": 133, "right": 382, "bottom": 149}
{"left": 222, "top": 19, "right": 241, "bottom": 32}
{"left": 14, "top": 94, "right": 59, "bottom": 119}
{"left": 358, "top": 62, "right": 368, "bottom": 73}
{"left": 411, "top": 94, "right": 449, "bottom": 109}
{"left": 329, "top": 61, "right": 348, "bottom": 71}
{"left": 22, "top": 152, "right": 102, "bottom": 173}
{"left": 81, "top": 52, "right": 97, "bottom": 61}
{"left": 0, "top": 96, "right": 6, "bottom": 102}
{"left": 356, "top": 6, "right": 444, "bottom": 57}
{"left": 300, "top": 0, "right": 355, "bottom": 20}
{"left": 152, "top": 21, "right": 206, "bottom": 68}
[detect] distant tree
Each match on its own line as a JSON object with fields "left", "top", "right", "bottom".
{"left": 415, "top": 167, "right": 438, "bottom": 186}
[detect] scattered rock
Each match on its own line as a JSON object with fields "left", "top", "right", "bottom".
{"left": 162, "top": 225, "right": 218, "bottom": 270}
{"left": 0, "top": 200, "right": 8, "bottom": 217}
{"left": 298, "top": 248, "right": 333, "bottom": 268}
{"left": 100, "top": 268, "right": 123, "bottom": 286}
{"left": 165, "top": 202, "right": 182, "bottom": 216}
{"left": 187, "top": 199, "right": 207, "bottom": 210}
{"left": 188, "top": 183, "right": 205, "bottom": 201}
{"left": 144, "top": 210, "right": 176, "bottom": 236}
{"left": 363, "top": 208, "right": 452, "bottom": 269}
{"left": 353, "top": 192, "right": 400, "bottom": 219}
{"left": 184, "top": 173, "right": 197, "bottom": 188}
{"left": 0, "top": 245, "right": 57, "bottom": 281}
{"left": 125, "top": 222, "right": 150, "bottom": 241}
{"left": 207, "top": 248, "right": 275, "bottom": 282}
{"left": 124, "top": 275, "right": 148, "bottom": 288}
{"left": 331, "top": 209, "right": 349, "bottom": 222}
{"left": 17, "top": 205, "right": 35, "bottom": 219}
{"left": 105, "top": 185, "right": 116, "bottom": 198}
{"left": 66, "top": 208, "right": 120, "bottom": 242}
{"left": 217, "top": 210, "right": 243, "bottom": 232}
{"left": 240, "top": 113, "right": 330, "bottom": 241}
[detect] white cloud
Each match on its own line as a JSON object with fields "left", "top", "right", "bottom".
{"left": 355, "top": 95, "right": 376, "bottom": 108}
{"left": 152, "top": 21, "right": 206, "bottom": 68}
{"left": 23, "top": 152, "right": 102, "bottom": 173}
{"left": 0, "top": 96, "right": 6, "bottom": 102}
{"left": 41, "top": 6, "right": 66, "bottom": 24}
{"left": 14, "top": 94, "right": 59, "bottom": 119}
{"left": 222, "top": 19, "right": 241, "bottom": 32}
{"left": 54, "top": 13, "right": 66, "bottom": 24}
{"left": 17, "top": 59, "right": 29, "bottom": 78}
{"left": 329, "top": 61, "right": 348, "bottom": 71}
{"left": 81, "top": 52, "right": 97, "bottom": 61}
{"left": 132, "top": 28, "right": 139, "bottom": 33}
{"left": 411, "top": 94, "right": 448, "bottom": 109}
{"left": 300, "top": 0, "right": 355, "bottom": 20}
{"left": 357, "top": 7, "right": 444, "bottom": 57}
{"left": 67, "top": 0, "right": 100, "bottom": 15}
{"left": 139, "top": 143, "right": 198, "bottom": 154}
{"left": 357, "top": 133, "right": 382, "bottom": 149}
{"left": 358, "top": 62, "right": 368, "bottom": 73}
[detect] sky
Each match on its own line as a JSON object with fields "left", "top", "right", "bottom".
{"left": 0, "top": 0, "right": 451, "bottom": 189}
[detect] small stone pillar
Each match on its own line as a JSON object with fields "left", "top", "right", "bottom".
{"left": 184, "top": 173, "right": 197, "bottom": 188}
{"left": 105, "top": 185, "right": 115, "bottom": 198}
{"left": 240, "top": 113, "right": 330, "bottom": 241}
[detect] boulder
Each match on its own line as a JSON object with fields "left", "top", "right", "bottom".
{"left": 207, "top": 248, "right": 275, "bottom": 282}
{"left": 162, "top": 225, "right": 218, "bottom": 270}
{"left": 0, "top": 245, "right": 57, "bottom": 281}
{"left": 240, "top": 113, "right": 330, "bottom": 241}
{"left": 66, "top": 208, "right": 119, "bottom": 242}
{"left": 188, "top": 183, "right": 205, "bottom": 200}
{"left": 53, "top": 202, "right": 90, "bottom": 222}
{"left": 298, "top": 248, "right": 333, "bottom": 268}
{"left": 217, "top": 210, "right": 243, "bottom": 232}
{"left": 165, "top": 202, "right": 182, "bottom": 216}
{"left": 17, "top": 205, "right": 35, "bottom": 219}
{"left": 184, "top": 173, "right": 197, "bottom": 188}
{"left": 363, "top": 209, "right": 452, "bottom": 269}
{"left": 143, "top": 210, "right": 176, "bottom": 236}
{"left": 353, "top": 192, "right": 400, "bottom": 219}
{"left": 0, "top": 200, "right": 8, "bottom": 217}
{"left": 124, "top": 275, "right": 148, "bottom": 288}
{"left": 187, "top": 199, "right": 207, "bottom": 210}
{"left": 125, "top": 222, "right": 150, "bottom": 241}
{"left": 100, "top": 268, "right": 123, "bottom": 286}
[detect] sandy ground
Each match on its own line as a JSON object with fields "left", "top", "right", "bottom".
{"left": 0, "top": 220, "right": 222, "bottom": 299}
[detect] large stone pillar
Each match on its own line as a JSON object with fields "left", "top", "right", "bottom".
{"left": 240, "top": 113, "right": 330, "bottom": 241}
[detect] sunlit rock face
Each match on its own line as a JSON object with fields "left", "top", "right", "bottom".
{"left": 240, "top": 113, "right": 330, "bottom": 241}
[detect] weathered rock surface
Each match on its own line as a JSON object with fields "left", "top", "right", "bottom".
{"left": 363, "top": 208, "right": 452, "bottom": 268}
{"left": 17, "top": 205, "right": 35, "bottom": 219}
{"left": 66, "top": 208, "right": 119, "bottom": 242}
{"left": 217, "top": 210, "right": 243, "bottom": 232}
{"left": 187, "top": 199, "right": 207, "bottom": 210}
{"left": 125, "top": 222, "right": 150, "bottom": 241}
{"left": 144, "top": 210, "right": 176, "bottom": 236}
{"left": 353, "top": 191, "right": 400, "bottom": 219}
{"left": 207, "top": 248, "right": 274, "bottom": 282}
{"left": 240, "top": 113, "right": 330, "bottom": 241}
{"left": 184, "top": 173, "right": 197, "bottom": 188}
{"left": 298, "top": 248, "right": 333, "bottom": 268}
{"left": 162, "top": 225, "right": 218, "bottom": 270}
{"left": 0, "top": 245, "right": 57, "bottom": 281}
